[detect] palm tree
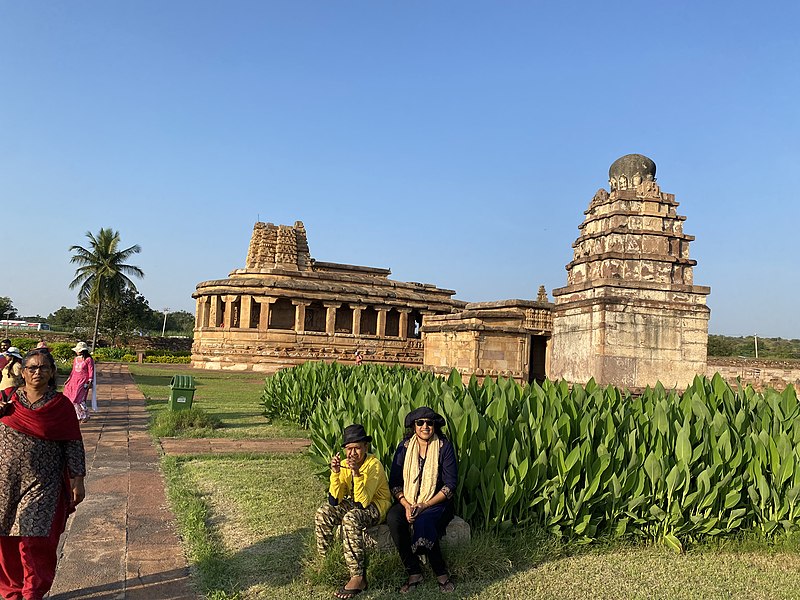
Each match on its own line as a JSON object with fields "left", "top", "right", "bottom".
{"left": 69, "top": 228, "right": 144, "bottom": 351}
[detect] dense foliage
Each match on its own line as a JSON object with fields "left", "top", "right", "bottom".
{"left": 264, "top": 362, "right": 800, "bottom": 548}
{"left": 47, "top": 300, "right": 194, "bottom": 340}
{"left": 708, "top": 334, "right": 800, "bottom": 360}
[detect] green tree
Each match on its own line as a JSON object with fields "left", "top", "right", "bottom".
{"left": 0, "top": 297, "right": 17, "bottom": 320}
{"left": 69, "top": 228, "right": 144, "bottom": 350}
{"left": 165, "top": 310, "right": 195, "bottom": 336}
{"left": 98, "top": 289, "right": 161, "bottom": 344}
{"left": 47, "top": 305, "right": 96, "bottom": 333}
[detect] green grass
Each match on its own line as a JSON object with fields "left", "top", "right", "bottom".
{"left": 128, "top": 364, "right": 307, "bottom": 439}
{"left": 162, "top": 453, "right": 800, "bottom": 600}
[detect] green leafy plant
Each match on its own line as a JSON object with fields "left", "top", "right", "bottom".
{"left": 265, "top": 362, "right": 800, "bottom": 549}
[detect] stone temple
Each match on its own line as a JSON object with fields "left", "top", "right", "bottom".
{"left": 192, "top": 154, "right": 710, "bottom": 389}
{"left": 191, "top": 221, "right": 462, "bottom": 372}
{"left": 549, "top": 154, "right": 710, "bottom": 388}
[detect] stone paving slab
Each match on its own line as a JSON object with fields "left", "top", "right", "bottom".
{"left": 50, "top": 364, "right": 195, "bottom": 599}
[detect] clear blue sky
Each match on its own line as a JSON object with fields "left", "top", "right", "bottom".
{"left": 2, "top": 2, "right": 798, "bottom": 338}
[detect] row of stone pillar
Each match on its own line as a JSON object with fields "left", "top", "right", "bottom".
{"left": 196, "top": 295, "right": 428, "bottom": 339}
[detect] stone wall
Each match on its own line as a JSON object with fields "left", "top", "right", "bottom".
{"left": 707, "top": 358, "right": 800, "bottom": 391}
{"left": 422, "top": 298, "right": 552, "bottom": 383}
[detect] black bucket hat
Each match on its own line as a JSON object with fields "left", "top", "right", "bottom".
{"left": 404, "top": 406, "right": 446, "bottom": 429}
{"left": 342, "top": 424, "right": 372, "bottom": 446}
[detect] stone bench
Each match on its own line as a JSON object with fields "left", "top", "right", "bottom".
{"left": 340, "top": 516, "right": 471, "bottom": 552}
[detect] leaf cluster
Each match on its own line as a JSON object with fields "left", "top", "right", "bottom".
{"left": 265, "top": 363, "right": 800, "bottom": 549}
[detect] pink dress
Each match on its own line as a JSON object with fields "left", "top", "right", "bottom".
{"left": 63, "top": 357, "right": 94, "bottom": 419}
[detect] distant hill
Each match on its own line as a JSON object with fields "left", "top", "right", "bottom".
{"left": 708, "top": 334, "right": 800, "bottom": 360}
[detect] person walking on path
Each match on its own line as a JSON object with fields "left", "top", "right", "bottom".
{"left": 0, "top": 347, "right": 24, "bottom": 391}
{"left": 0, "top": 348, "right": 86, "bottom": 600}
{"left": 315, "top": 424, "right": 392, "bottom": 599}
{"left": 63, "top": 342, "right": 96, "bottom": 422}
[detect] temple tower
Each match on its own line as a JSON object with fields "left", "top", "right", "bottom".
{"left": 550, "top": 154, "right": 710, "bottom": 389}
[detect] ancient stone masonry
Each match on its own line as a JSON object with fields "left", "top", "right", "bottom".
{"left": 192, "top": 221, "right": 463, "bottom": 372}
{"left": 550, "top": 154, "right": 711, "bottom": 389}
{"left": 422, "top": 291, "right": 553, "bottom": 384}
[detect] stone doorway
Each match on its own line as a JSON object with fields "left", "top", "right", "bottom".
{"left": 529, "top": 335, "right": 548, "bottom": 384}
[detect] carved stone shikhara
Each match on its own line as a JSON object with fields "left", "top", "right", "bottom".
{"left": 550, "top": 154, "right": 710, "bottom": 390}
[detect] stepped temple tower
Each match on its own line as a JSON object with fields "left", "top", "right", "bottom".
{"left": 191, "top": 221, "right": 461, "bottom": 372}
{"left": 550, "top": 154, "right": 711, "bottom": 389}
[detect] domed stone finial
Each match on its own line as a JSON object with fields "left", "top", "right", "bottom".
{"left": 608, "top": 154, "right": 656, "bottom": 191}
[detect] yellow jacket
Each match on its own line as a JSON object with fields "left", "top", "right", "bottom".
{"left": 328, "top": 454, "right": 392, "bottom": 521}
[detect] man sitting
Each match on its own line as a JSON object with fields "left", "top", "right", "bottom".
{"left": 315, "top": 424, "right": 391, "bottom": 599}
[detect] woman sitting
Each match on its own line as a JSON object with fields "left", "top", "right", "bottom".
{"left": 387, "top": 406, "right": 457, "bottom": 593}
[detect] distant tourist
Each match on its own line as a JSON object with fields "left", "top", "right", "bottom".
{"left": 0, "top": 347, "right": 24, "bottom": 390}
{"left": 354, "top": 350, "right": 363, "bottom": 366}
{"left": 388, "top": 407, "right": 457, "bottom": 594}
{"left": 63, "top": 342, "right": 95, "bottom": 423}
{"left": 36, "top": 340, "right": 49, "bottom": 352}
{"left": 315, "top": 424, "right": 391, "bottom": 599}
{"left": 0, "top": 348, "right": 86, "bottom": 600}
{"left": 0, "top": 340, "right": 10, "bottom": 354}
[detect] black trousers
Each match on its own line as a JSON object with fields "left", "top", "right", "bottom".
{"left": 386, "top": 501, "right": 453, "bottom": 577}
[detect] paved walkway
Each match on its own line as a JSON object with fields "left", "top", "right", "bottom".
{"left": 50, "top": 363, "right": 195, "bottom": 599}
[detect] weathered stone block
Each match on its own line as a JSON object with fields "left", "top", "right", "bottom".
{"left": 339, "top": 516, "right": 471, "bottom": 553}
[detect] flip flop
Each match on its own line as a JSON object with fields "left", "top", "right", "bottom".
{"left": 438, "top": 577, "right": 455, "bottom": 593}
{"left": 334, "top": 584, "right": 366, "bottom": 599}
{"left": 399, "top": 577, "right": 423, "bottom": 594}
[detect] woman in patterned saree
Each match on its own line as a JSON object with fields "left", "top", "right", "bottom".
{"left": 0, "top": 348, "right": 86, "bottom": 600}
{"left": 387, "top": 406, "right": 457, "bottom": 594}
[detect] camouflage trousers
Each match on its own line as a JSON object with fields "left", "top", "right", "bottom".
{"left": 315, "top": 498, "right": 381, "bottom": 577}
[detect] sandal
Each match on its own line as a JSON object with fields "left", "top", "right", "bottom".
{"left": 438, "top": 577, "right": 455, "bottom": 593}
{"left": 399, "top": 576, "right": 423, "bottom": 594}
{"left": 334, "top": 584, "right": 367, "bottom": 599}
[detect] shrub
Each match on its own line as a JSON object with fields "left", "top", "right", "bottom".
{"left": 266, "top": 362, "right": 800, "bottom": 549}
{"left": 93, "top": 347, "right": 135, "bottom": 361}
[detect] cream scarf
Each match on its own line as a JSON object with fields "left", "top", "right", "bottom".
{"left": 402, "top": 433, "right": 440, "bottom": 505}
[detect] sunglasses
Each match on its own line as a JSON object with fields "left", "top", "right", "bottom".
{"left": 414, "top": 419, "right": 435, "bottom": 427}
{"left": 24, "top": 365, "right": 51, "bottom": 373}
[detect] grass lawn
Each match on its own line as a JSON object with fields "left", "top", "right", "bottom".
{"left": 162, "top": 453, "right": 800, "bottom": 600}
{"left": 128, "top": 364, "right": 307, "bottom": 439}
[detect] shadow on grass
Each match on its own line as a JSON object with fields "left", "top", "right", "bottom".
{"left": 131, "top": 373, "right": 174, "bottom": 388}
{"left": 197, "top": 522, "right": 570, "bottom": 599}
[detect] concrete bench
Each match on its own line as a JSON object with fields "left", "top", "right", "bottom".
{"left": 340, "top": 516, "right": 471, "bottom": 552}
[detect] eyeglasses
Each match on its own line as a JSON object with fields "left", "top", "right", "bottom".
{"left": 415, "top": 419, "right": 435, "bottom": 427}
{"left": 24, "top": 365, "right": 51, "bottom": 373}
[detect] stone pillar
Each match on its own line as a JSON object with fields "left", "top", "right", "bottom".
{"left": 209, "top": 295, "right": 220, "bottom": 328}
{"left": 240, "top": 295, "right": 253, "bottom": 329}
{"left": 257, "top": 297, "right": 275, "bottom": 332}
{"left": 223, "top": 296, "right": 235, "bottom": 329}
{"left": 398, "top": 309, "right": 412, "bottom": 340}
{"left": 324, "top": 302, "right": 340, "bottom": 335}
{"left": 293, "top": 300, "right": 310, "bottom": 333}
{"left": 195, "top": 298, "right": 204, "bottom": 329}
{"left": 351, "top": 305, "right": 365, "bottom": 336}
{"left": 376, "top": 308, "right": 387, "bottom": 338}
